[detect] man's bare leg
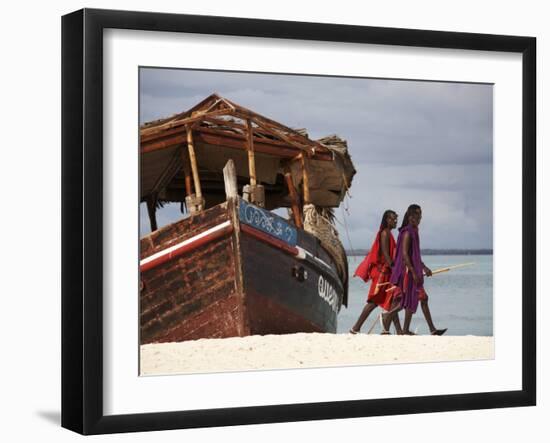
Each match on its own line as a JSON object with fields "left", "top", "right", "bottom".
{"left": 420, "top": 299, "right": 447, "bottom": 335}
{"left": 392, "top": 313, "right": 403, "bottom": 335}
{"left": 402, "top": 309, "right": 415, "bottom": 335}
{"left": 350, "top": 302, "right": 377, "bottom": 333}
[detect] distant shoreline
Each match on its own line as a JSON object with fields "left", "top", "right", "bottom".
{"left": 346, "top": 249, "right": 493, "bottom": 256}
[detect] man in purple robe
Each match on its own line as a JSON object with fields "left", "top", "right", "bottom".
{"left": 381, "top": 204, "right": 447, "bottom": 335}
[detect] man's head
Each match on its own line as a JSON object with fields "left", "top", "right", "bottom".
{"left": 402, "top": 204, "right": 422, "bottom": 228}
{"left": 380, "top": 210, "right": 398, "bottom": 230}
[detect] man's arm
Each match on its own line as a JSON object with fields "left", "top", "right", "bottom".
{"left": 402, "top": 232, "right": 420, "bottom": 284}
{"left": 422, "top": 261, "right": 433, "bottom": 277}
{"left": 380, "top": 230, "right": 393, "bottom": 268}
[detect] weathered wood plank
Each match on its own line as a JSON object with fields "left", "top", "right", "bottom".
{"left": 223, "top": 159, "right": 238, "bottom": 199}
{"left": 140, "top": 202, "right": 229, "bottom": 258}
{"left": 141, "top": 125, "right": 333, "bottom": 161}
{"left": 140, "top": 233, "right": 239, "bottom": 344}
{"left": 140, "top": 203, "right": 243, "bottom": 344}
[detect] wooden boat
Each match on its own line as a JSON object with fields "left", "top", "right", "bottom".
{"left": 139, "top": 94, "right": 356, "bottom": 344}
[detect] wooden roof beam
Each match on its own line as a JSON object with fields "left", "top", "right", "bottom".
{"left": 244, "top": 116, "right": 317, "bottom": 155}
{"left": 141, "top": 107, "right": 235, "bottom": 137}
{"left": 141, "top": 128, "right": 333, "bottom": 161}
{"left": 223, "top": 97, "right": 314, "bottom": 140}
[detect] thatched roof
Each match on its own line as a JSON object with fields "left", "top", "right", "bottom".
{"left": 140, "top": 94, "right": 356, "bottom": 210}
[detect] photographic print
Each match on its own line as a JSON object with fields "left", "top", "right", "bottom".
{"left": 61, "top": 10, "right": 536, "bottom": 433}
{"left": 138, "top": 68, "right": 494, "bottom": 376}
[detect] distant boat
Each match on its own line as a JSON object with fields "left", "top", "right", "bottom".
{"left": 139, "top": 94, "right": 356, "bottom": 344}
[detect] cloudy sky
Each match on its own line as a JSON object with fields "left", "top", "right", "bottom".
{"left": 139, "top": 68, "right": 493, "bottom": 250}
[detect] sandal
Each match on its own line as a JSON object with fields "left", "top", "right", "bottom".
{"left": 431, "top": 328, "right": 447, "bottom": 336}
{"left": 349, "top": 329, "right": 359, "bottom": 335}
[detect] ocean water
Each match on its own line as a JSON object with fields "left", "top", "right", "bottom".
{"left": 338, "top": 255, "right": 493, "bottom": 336}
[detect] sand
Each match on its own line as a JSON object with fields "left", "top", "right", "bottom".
{"left": 140, "top": 333, "right": 494, "bottom": 375}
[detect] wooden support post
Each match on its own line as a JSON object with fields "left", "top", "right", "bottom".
{"left": 146, "top": 196, "right": 158, "bottom": 232}
{"left": 180, "top": 145, "right": 193, "bottom": 197}
{"left": 284, "top": 170, "right": 303, "bottom": 228}
{"left": 243, "top": 119, "right": 265, "bottom": 207}
{"left": 300, "top": 153, "right": 311, "bottom": 204}
{"left": 223, "top": 159, "right": 238, "bottom": 200}
{"left": 186, "top": 126, "right": 204, "bottom": 212}
{"left": 246, "top": 119, "right": 257, "bottom": 186}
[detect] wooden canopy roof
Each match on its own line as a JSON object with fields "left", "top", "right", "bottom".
{"left": 140, "top": 93, "right": 356, "bottom": 210}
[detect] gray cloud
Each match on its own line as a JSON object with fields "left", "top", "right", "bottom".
{"left": 139, "top": 68, "right": 493, "bottom": 249}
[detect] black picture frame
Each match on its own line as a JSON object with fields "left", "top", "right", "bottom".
{"left": 61, "top": 8, "right": 536, "bottom": 435}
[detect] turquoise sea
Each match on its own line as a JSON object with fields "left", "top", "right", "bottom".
{"left": 338, "top": 255, "right": 493, "bottom": 336}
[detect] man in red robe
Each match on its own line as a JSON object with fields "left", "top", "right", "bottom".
{"left": 350, "top": 210, "right": 402, "bottom": 334}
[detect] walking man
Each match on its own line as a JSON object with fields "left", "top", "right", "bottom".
{"left": 382, "top": 204, "right": 447, "bottom": 336}
{"left": 350, "top": 210, "right": 402, "bottom": 334}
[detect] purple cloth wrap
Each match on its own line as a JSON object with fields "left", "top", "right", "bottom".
{"left": 390, "top": 225, "right": 424, "bottom": 313}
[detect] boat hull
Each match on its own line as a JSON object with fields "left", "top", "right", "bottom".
{"left": 139, "top": 198, "right": 345, "bottom": 344}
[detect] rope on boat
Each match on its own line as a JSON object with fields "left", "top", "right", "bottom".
{"left": 340, "top": 199, "right": 356, "bottom": 259}
{"left": 303, "top": 204, "right": 347, "bottom": 282}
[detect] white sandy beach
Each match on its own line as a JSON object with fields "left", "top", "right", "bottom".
{"left": 140, "top": 333, "right": 494, "bottom": 375}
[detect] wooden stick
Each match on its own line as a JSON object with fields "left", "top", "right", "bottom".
{"left": 366, "top": 313, "right": 381, "bottom": 335}
{"left": 249, "top": 117, "right": 315, "bottom": 154}
{"left": 376, "top": 262, "right": 476, "bottom": 287}
{"left": 300, "top": 153, "right": 311, "bottom": 204}
{"left": 376, "top": 282, "right": 398, "bottom": 294}
{"left": 228, "top": 105, "right": 326, "bottom": 150}
{"left": 184, "top": 172, "right": 193, "bottom": 197}
{"left": 141, "top": 108, "right": 233, "bottom": 137}
{"left": 141, "top": 126, "right": 334, "bottom": 161}
{"left": 180, "top": 145, "right": 193, "bottom": 197}
{"left": 186, "top": 126, "right": 202, "bottom": 200}
{"left": 284, "top": 170, "right": 303, "bottom": 228}
{"left": 431, "top": 262, "right": 476, "bottom": 275}
{"left": 246, "top": 119, "right": 257, "bottom": 186}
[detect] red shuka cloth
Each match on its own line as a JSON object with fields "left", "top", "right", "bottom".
{"left": 354, "top": 229, "right": 396, "bottom": 310}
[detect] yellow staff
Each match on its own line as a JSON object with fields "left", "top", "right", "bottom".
{"left": 376, "top": 262, "right": 476, "bottom": 288}
{"left": 430, "top": 262, "right": 476, "bottom": 275}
